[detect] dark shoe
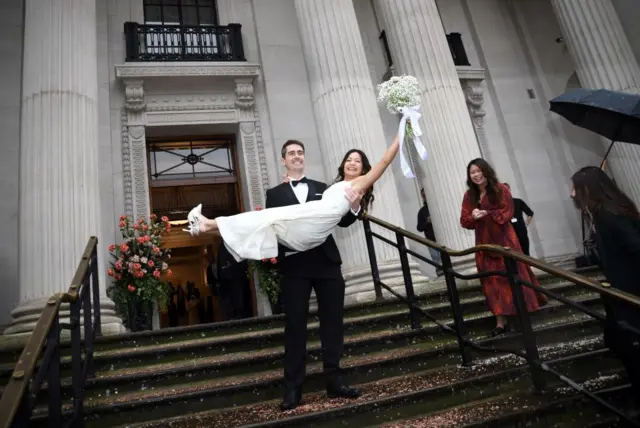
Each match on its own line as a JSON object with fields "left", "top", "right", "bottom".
{"left": 326, "top": 382, "right": 361, "bottom": 399}
{"left": 491, "top": 325, "right": 508, "bottom": 337}
{"left": 280, "top": 388, "right": 302, "bottom": 411}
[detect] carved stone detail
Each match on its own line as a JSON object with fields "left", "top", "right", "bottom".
{"left": 462, "top": 80, "right": 486, "bottom": 128}
{"left": 115, "top": 63, "right": 261, "bottom": 79}
{"left": 235, "top": 81, "right": 255, "bottom": 109}
{"left": 123, "top": 80, "right": 145, "bottom": 112}
{"left": 146, "top": 103, "right": 236, "bottom": 112}
{"left": 146, "top": 110, "right": 238, "bottom": 126}
{"left": 121, "top": 110, "right": 134, "bottom": 218}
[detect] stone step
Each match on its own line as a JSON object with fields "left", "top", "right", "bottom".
{"left": 378, "top": 383, "right": 633, "bottom": 428}
{"left": 106, "top": 343, "right": 624, "bottom": 428}
{"left": 0, "top": 279, "right": 598, "bottom": 389}
{"left": 17, "top": 291, "right": 603, "bottom": 401}
{"left": 28, "top": 312, "right": 606, "bottom": 427}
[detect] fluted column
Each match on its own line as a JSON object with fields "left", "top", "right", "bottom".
{"left": 294, "top": 0, "right": 422, "bottom": 300}
{"left": 551, "top": 0, "right": 640, "bottom": 204}
{"left": 5, "top": 0, "right": 124, "bottom": 335}
{"left": 374, "top": 0, "right": 480, "bottom": 253}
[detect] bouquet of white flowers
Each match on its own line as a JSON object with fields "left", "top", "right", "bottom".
{"left": 377, "top": 75, "right": 428, "bottom": 179}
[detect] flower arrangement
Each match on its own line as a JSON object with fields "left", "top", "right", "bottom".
{"left": 107, "top": 214, "right": 173, "bottom": 318}
{"left": 376, "top": 74, "right": 427, "bottom": 179}
{"left": 247, "top": 205, "right": 281, "bottom": 304}
{"left": 377, "top": 75, "right": 421, "bottom": 115}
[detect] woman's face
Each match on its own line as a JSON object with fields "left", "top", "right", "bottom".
{"left": 343, "top": 152, "right": 363, "bottom": 179}
{"left": 469, "top": 164, "right": 486, "bottom": 186}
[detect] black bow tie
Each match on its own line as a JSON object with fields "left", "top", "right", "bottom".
{"left": 291, "top": 177, "right": 308, "bottom": 187}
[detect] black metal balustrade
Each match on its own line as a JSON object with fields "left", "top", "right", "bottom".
{"left": 362, "top": 213, "right": 640, "bottom": 426}
{"left": 124, "top": 22, "right": 246, "bottom": 62}
{"left": 379, "top": 31, "right": 471, "bottom": 68}
{"left": 446, "top": 32, "right": 471, "bottom": 66}
{"left": 0, "top": 237, "right": 102, "bottom": 428}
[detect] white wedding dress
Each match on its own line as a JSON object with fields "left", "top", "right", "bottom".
{"left": 216, "top": 180, "right": 352, "bottom": 262}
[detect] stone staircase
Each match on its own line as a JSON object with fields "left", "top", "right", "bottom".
{"left": 0, "top": 267, "right": 637, "bottom": 427}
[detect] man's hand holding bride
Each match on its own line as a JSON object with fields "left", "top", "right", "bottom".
{"left": 344, "top": 187, "right": 363, "bottom": 214}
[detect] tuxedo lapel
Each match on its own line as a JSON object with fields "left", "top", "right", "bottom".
{"left": 281, "top": 183, "right": 300, "bottom": 205}
{"left": 306, "top": 181, "right": 316, "bottom": 202}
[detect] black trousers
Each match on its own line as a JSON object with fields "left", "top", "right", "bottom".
{"left": 281, "top": 272, "right": 346, "bottom": 389}
{"left": 515, "top": 230, "right": 530, "bottom": 256}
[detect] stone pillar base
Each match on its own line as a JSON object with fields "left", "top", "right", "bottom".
{"left": 3, "top": 297, "right": 125, "bottom": 336}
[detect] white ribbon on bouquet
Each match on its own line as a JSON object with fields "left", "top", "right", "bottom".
{"left": 397, "top": 105, "right": 428, "bottom": 179}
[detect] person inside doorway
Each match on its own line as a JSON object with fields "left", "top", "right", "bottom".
{"left": 503, "top": 183, "right": 534, "bottom": 256}
{"left": 416, "top": 188, "right": 442, "bottom": 276}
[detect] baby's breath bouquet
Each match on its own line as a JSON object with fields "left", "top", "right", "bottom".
{"left": 376, "top": 75, "right": 428, "bottom": 179}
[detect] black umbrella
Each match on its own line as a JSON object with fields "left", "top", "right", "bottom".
{"left": 549, "top": 88, "right": 640, "bottom": 165}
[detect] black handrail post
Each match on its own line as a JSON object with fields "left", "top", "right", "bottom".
{"left": 91, "top": 243, "right": 102, "bottom": 336}
{"left": 362, "top": 218, "right": 384, "bottom": 300}
{"left": 228, "top": 23, "right": 245, "bottom": 61}
{"left": 441, "top": 251, "right": 473, "bottom": 366}
{"left": 504, "top": 255, "right": 546, "bottom": 392}
{"left": 124, "top": 22, "right": 140, "bottom": 62}
{"left": 69, "top": 298, "right": 84, "bottom": 426}
{"left": 82, "top": 272, "right": 94, "bottom": 378}
{"left": 396, "top": 232, "right": 421, "bottom": 329}
{"left": 47, "top": 315, "right": 62, "bottom": 426}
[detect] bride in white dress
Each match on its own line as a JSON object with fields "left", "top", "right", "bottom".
{"left": 184, "top": 134, "right": 400, "bottom": 262}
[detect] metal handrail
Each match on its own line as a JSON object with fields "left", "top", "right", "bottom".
{"left": 361, "top": 213, "right": 640, "bottom": 426}
{"left": 0, "top": 237, "right": 101, "bottom": 428}
{"left": 364, "top": 213, "right": 640, "bottom": 309}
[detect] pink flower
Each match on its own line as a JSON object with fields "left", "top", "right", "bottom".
{"left": 161, "top": 216, "right": 169, "bottom": 223}
{"left": 256, "top": 205, "right": 263, "bottom": 211}
{"left": 128, "top": 284, "right": 136, "bottom": 292}
{"left": 114, "top": 261, "right": 123, "bottom": 271}
{"left": 133, "top": 224, "right": 140, "bottom": 230}
{"left": 108, "top": 244, "right": 116, "bottom": 252}
{"left": 153, "top": 270, "right": 161, "bottom": 279}
{"left": 153, "top": 246, "right": 160, "bottom": 254}
{"left": 142, "top": 225, "right": 149, "bottom": 231}
{"left": 107, "top": 268, "right": 114, "bottom": 277}
{"left": 120, "top": 215, "right": 127, "bottom": 221}
{"left": 166, "top": 269, "right": 173, "bottom": 277}
{"left": 270, "top": 258, "right": 278, "bottom": 264}
{"left": 150, "top": 213, "right": 157, "bottom": 220}
{"left": 144, "top": 235, "right": 151, "bottom": 242}
{"left": 147, "top": 260, "right": 155, "bottom": 268}
{"left": 119, "top": 221, "right": 126, "bottom": 228}
{"left": 119, "top": 243, "right": 129, "bottom": 253}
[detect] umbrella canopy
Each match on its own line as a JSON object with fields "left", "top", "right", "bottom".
{"left": 549, "top": 88, "right": 640, "bottom": 144}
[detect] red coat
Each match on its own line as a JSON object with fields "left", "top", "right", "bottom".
{"left": 460, "top": 183, "right": 546, "bottom": 316}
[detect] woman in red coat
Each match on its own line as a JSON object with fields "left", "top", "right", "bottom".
{"left": 460, "top": 159, "right": 546, "bottom": 336}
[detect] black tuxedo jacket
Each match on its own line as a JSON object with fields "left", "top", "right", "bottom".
{"left": 265, "top": 179, "right": 358, "bottom": 278}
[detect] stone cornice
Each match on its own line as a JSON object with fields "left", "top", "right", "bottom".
{"left": 456, "top": 66, "right": 485, "bottom": 81}
{"left": 115, "top": 62, "right": 261, "bottom": 79}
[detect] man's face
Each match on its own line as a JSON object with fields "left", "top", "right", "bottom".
{"left": 282, "top": 143, "right": 305, "bottom": 174}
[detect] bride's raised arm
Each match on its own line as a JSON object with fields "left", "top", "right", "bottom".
{"left": 351, "top": 134, "right": 400, "bottom": 194}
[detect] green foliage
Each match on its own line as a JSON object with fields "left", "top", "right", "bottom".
{"left": 249, "top": 258, "right": 281, "bottom": 305}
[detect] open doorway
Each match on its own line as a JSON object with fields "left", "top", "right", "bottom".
{"left": 146, "top": 135, "right": 256, "bottom": 327}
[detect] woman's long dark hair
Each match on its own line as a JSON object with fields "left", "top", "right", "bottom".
{"left": 466, "top": 158, "right": 502, "bottom": 205}
{"left": 571, "top": 166, "right": 639, "bottom": 219}
{"left": 335, "top": 149, "right": 375, "bottom": 211}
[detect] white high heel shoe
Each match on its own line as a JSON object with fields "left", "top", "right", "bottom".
{"left": 183, "top": 204, "right": 203, "bottom": 236}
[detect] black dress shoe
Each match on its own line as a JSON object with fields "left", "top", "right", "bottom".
{"left": 280, "top": 388, "right": 302, "bottom": 411}
{"left": 326, "top": 383, "right": 361, "bottom": 399}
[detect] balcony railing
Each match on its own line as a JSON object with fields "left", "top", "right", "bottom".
{"left": 446, "top": 32, "right": 471, "bottom": 66}
{"left": 124, "top": 22, "right": 246, "bottom": 62}
{"left": 379, "top": 31, "right": 471, "bottom": 68}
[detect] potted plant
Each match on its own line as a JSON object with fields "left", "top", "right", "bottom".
{"left": 107, "top": 214, "right": 173, "bottom": 332}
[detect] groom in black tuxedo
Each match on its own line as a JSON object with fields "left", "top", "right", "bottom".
{"left": 266, "top": 140, "right": 362, "bottom": 411}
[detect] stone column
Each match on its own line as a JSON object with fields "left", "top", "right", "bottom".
{"left": 550, "top": 0, "right": 640, "bottom": 204}
{"left": 294, "top": 0, "right": 423, "bottom": 303}
{"left": 5, "top": 0, "right": 124, "bottom": 335}
{"left": 374, "top": 0, "right": 481, "bottom": 254}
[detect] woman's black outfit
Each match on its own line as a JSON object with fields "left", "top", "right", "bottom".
{"left": 594, "top": 208, "right": 640, "bottom": 394}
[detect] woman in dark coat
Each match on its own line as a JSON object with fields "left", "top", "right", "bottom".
{"left": 571, "top": 166, "right": 640, "bottom": 395}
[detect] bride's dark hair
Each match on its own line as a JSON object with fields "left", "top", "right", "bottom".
{"left": 335, "top": 149, "right": 375, "bottom": 211}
